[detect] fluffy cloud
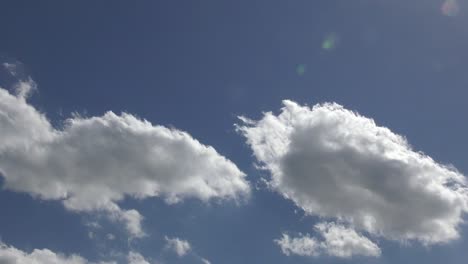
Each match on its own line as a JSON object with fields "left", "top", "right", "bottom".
{"left": 164, "top": 237, "right": 191, "bottom": 257}
{"left": 0, "top": 242, "right": 114, "bottom": 264}
{"left": 0, "top": 85, "right": 250, "bottom": 237}
{"left": 275, "top": 222, "right": 381, "bottom": 258}
{"left": 239, "top": 100, "right": 468, "bottom": 245}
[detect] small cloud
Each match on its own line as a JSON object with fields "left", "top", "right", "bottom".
{"left": 2, "top": 61, "right": 36, "bottom": 99}
{"left": 85, "top": 221, "right": 102, "bottom": 229}
{"left": 164, "top": 236, "right": 191, "bottom": 257}
{"left": 127, "top": 251, "right": 150, "bottom": 264}
{"left": 14, "top": 77, "right": 36, "bottom": 99}
{"left": 201, "top": 258, "right": 211, "bottom": 264}
{"left": 3, "top": 62, "right": 18, "bottom": 76}
{"left": 0, "top": 241, "right": 114, "bottom": 264}
{"left": 275, "top": 222, "right": 381, "bottom": 258}
{"left": 275, "top": 233, "right": 320, "bottom": 257}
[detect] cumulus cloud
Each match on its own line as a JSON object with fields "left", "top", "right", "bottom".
{"left": 0, "top": 85, "right": 250, "bottom": 238}
{"left": 0, "top": 242, "right": 114, "bottom": 264}
{"left": 275, "top": 222, "right": 380, "bottom": 258}
{"left": 239, "top": 100, "right": 468, "bottom": 246}
{"left": 164, "top": 237, "right": 191, "bottom": 257}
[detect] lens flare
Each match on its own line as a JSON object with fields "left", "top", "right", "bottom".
{"left": 296, "top": 64, "right": 307, "bottom": 76}
{"left": 322, "top": 33, "right": 339, "bottom": 51}
{"left": 441, "top": 0, "right": 460, "bottom": 17}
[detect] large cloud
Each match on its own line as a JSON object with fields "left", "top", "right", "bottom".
{"left": 275, "top": 222, "right": 381, "bottom": 258}
{"left": 0, "top": 242, "right": 114, "bottom": 264}
{"left": 238, "top": 100, "right": 468, "bottom": 246}
{"left": 0, "top": 85, "right": 250, "bottom": 237}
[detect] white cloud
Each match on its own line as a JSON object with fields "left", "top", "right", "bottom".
{"left": 13, "top": 78, "right": 36, "bottom": 99}
{"left": 275, "top": 234, "right": 320, "bottom": 257}
{"left": 275, "top": 222, "right": 380, "bottom": 258}
{"left": 239, "top": 100, "right": 468, "bottom": 245}
{"left": 201, "top": 258, "right": 211, "bottom": 264}
{"left": 164, "top": 236, "right": 191, "bottom": 257}
{"left": 2, "top": 62, "right": 36, "bottom": 99}
{"left": 127, "top": 251, "right": 150, "bottom": 264}
{"left": 0, "top": 242, "right": 114, "bottom": 264}
{"left": 316, "top": 222, "right": 381, "bottom": 257}
{"left": 0, "top": 86, "right": 250, "bottom": 238}
{"left": 163, "top": 236, "right": 211, "bottom": 263}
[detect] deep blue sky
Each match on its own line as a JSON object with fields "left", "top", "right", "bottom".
{"left": 1, "top": 1, "right": 468, "bottom": 263}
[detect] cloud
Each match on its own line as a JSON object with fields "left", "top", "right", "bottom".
{"left": 163, "top": 236, "right": 212, "bottom": 263}
{"left": 201, "top": 258, "right": 211, "bottom": 264}
{"left": 275, "top": 222, "right": 381, "bottom": 258}
{"left": 2, "top": 62, "right": 18, "bottom": 76}
{"left": 316, "top": 222, "right": 381, "bottom": 257}
{"left": 12, "top": 78, "right": 36, "bottom": 99}
{"left": 2, "top": 62, "right": 36, "bottom": 99}
{"left": 0, "top": 85, "right": 250, "bottom": 238}
{"left": 238, "top": 100, "right": 468, "bottom": 246}
{"left": 275, "top": 234, "right": 320, "bottom": 257}
{"left": 0, "top": 242, "right": 114, "bottom": 264}
{"left": 164, "top": 237, "right": 191, "bottom": 257}
{"left": 127, "top": 251, "right": 150, "bottom": 264}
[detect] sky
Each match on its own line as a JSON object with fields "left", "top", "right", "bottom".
{"left": 0, "top": 0, "right": 468, "bottom": 263}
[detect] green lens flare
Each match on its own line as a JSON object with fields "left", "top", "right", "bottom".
{"left": 296, "top": 64, "right": 307, "bottom": 76}
{"left": 322, "top": 33, "right": 339, "bottom": 50}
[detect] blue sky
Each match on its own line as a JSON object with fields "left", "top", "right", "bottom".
{"left": 0, "top": 1, "right": 468, "bottom": 263}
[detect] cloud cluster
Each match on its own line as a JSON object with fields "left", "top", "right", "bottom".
{"left": 239, "top": 100, "right": 468, "bottom": 248}
{"left": 0, "top": 242, "right": 113, "bottom": 264}
{"left": 276, "top": 222, "right": 381, "bottom": 258}
{"left": 0, "top": 85, "right": 250, "bottom": 237}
